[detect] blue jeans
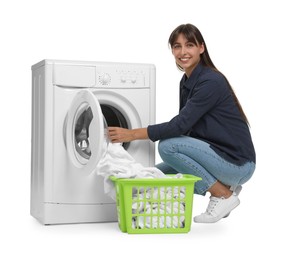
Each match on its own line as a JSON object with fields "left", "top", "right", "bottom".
{"left": 156, "top": 136, "right": 255, "bottom": 195}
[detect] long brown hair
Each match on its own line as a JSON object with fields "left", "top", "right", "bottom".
{"left": 169, "top": 23, "right": 249, "bottom": 125}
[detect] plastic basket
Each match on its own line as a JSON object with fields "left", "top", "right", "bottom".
{"left": 110, "top": 174, "right": 201, "bottom": 234}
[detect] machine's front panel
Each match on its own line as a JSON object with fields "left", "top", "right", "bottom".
{"left": 31, "top": 60, "right": 155, "bottom": 224}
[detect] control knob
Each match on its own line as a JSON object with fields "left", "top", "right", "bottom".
{"left": 99, "top": 73, "right": 111, "bottom": 85}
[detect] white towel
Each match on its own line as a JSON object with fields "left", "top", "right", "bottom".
{"left": 95, "top": 143, "right": 166, "bottom": 199}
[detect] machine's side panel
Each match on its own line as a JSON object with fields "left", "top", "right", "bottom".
{"left": 30, "top": 65, "right": 46, "bottom": 223}
{"left": 43, "top": 64, "right": 55, "bottom": 203}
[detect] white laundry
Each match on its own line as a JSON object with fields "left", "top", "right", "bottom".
{"left": 95, "top": 142, "right": 187, "bottom": 229}
{"left": 95, "top": 143, "right": 166, "bottom": 199}
{"left": 131, "top": 185, "right": 186, "bottom": 229}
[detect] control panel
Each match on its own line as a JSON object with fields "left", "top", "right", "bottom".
{"left": 96, "top": 65, "right": 151, "bottom": 88}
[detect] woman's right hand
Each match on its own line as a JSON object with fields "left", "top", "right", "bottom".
{"left": 108, "top": 127, "right": 148, "bottom": 143}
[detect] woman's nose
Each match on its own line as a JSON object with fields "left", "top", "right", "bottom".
{"left": 181, "top": 46, "right": 188, "bottom": 55}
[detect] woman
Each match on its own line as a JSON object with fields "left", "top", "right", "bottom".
{"left": 108, "top": 23, "right": 256, "bottom": 223}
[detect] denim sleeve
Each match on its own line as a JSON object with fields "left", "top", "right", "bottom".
{"left": 147, "top": 76, "right": 227, "bottom": 142}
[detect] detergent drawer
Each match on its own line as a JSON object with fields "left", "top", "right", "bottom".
{"left": 53, "top": 64, "right": 96, "bottom": 88}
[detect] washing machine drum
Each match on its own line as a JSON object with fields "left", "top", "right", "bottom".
{"left": 66, "top": 90, "right": 108, "bottom": 172}
{"left": 100, "top": 104, "right": 129, "bottom": 150}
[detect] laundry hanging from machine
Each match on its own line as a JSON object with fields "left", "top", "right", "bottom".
{"left": 95, "top": 142, "right": 166, "bottom": 199}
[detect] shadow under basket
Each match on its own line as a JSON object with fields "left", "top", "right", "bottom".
{"left": 110, "top": 174, "right": 201, "bottom": 234}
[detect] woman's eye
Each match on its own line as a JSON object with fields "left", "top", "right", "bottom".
{"left": 173, "top": 45, "right": 181, "bottom": 49}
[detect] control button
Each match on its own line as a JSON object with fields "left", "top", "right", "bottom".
{"left": 120, "top": 76, "right": 127, "bottom": 83}
{"left": 131, "top": 76, "right": 137, "bottom": 83}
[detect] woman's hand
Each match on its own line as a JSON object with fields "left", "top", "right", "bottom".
{"left": 108, "top": 127, "right": 134, "bottom": 143}
{"left": 108, "top": 127, "right": 148, "bottom": 143}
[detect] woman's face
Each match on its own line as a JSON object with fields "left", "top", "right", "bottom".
{"left": 171, "top": 33, "right": 204, "bottom": 76}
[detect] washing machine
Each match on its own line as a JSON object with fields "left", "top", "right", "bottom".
{"left": 30, "top": 59, "right": 156, "bottom": 225}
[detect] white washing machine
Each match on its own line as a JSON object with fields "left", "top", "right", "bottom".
{"left": 30, "top": 59, "right": 156, "bottom": 225}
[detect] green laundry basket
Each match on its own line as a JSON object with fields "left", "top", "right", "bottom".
{"left": 110, "top": 174, "right": 201, "bottom": 234}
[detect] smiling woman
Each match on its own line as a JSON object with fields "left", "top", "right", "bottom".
{"left": 168, "top": 23, "right": 249, "bottom": 125}
{"left": 107, "top": 23, "right": 256, "bottom": 224}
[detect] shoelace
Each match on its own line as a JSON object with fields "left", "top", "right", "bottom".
{"left": 206, "top": 196, "right": 224, "bottom": 216}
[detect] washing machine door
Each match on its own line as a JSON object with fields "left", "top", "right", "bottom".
{"left": 66, "top": 90, "right": 107, "bottom": 175}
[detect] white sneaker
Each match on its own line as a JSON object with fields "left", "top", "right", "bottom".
{"left": 194, "top": 194, "right": 240, "bottom": 223}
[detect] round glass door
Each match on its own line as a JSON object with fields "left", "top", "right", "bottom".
{"left": 74, "top": 106, "right": 93, "bottom": 160}
{"left": 66, "top": 90, "right": 107, "bottom": 173}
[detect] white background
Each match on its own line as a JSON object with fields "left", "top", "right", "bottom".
{"left": 1, "top": 0, "right": 280, "bottom": 259}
